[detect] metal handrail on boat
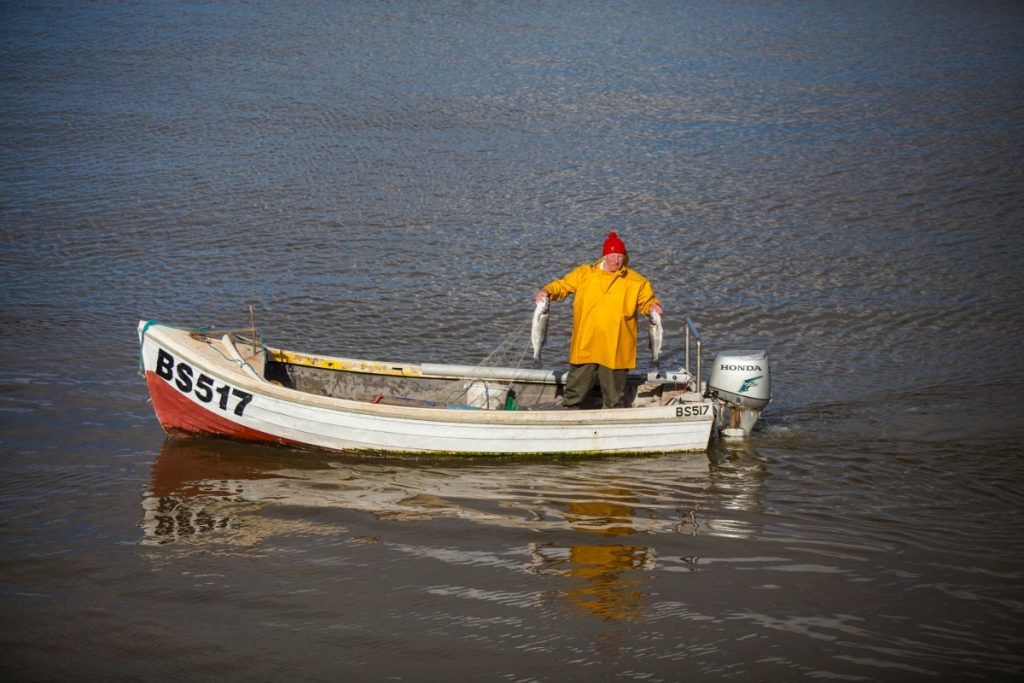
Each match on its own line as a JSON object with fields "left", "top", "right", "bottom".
{"left": 683, "top": 316, "right": 702, "bottom": 392}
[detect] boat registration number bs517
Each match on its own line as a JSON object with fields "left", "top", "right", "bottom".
{"left": 154, "top": 348, "right": 253, "bottom": 416}
{"left": 676, "top": 404, "right": 710, "bottom": 418}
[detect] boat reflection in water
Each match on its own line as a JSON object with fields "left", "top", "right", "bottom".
{"left": 143, "top": 437, "right": 766, "bottom": 621}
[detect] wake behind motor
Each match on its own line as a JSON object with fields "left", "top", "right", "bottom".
{"left": 707, "top": 349, "right": 771, "bottom": 438}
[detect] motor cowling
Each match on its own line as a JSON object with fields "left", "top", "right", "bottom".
{"left": 707, "top": 350, "right": 771, "bottom": 437}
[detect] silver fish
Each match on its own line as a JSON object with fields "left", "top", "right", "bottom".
{"left": 531, "top": 297, "right": 550, "bottom": 368}
{"left": 648, "top": 309, "right": 664, "bottom": 374}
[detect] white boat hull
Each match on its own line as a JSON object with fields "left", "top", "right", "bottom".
{"left": 138, "top": 321, "right": 714, "bottom": 455}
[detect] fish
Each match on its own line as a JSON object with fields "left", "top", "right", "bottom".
{"left": 648, "top": 309, "right": 664, "bottom": 374}
{"left": 531, "top": 296, "right": 550, "bottom": 368}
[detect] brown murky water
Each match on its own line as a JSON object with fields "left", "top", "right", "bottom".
{"left": 2, "top": 1, "right": 1023, "bottom": 680}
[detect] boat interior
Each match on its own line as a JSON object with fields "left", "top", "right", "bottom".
{"left": 221, "top": 333, "right": 691, "bottom": 412}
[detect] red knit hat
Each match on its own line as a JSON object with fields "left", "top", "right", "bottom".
{"left": 602, "top": 231, "right": 626, "bottom": 255}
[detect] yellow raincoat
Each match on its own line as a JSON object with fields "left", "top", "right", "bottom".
{"left": 543, "top": 259, "right": 660, "bottom": 370}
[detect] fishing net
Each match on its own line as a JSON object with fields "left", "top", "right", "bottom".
{"left": 442, "top": 315, "right": 538, "bottom": 409}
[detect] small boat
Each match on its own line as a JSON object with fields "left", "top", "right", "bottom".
{"left": 137, "top": 318, "right": 770, "bottom": 456}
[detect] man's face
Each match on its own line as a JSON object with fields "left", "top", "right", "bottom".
{"left": 604, "top": 252, "right": 625, "bottom": 272}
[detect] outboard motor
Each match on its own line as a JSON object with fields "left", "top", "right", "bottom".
{"left": 707, "top": 350, "right": 771, "bottom": 438}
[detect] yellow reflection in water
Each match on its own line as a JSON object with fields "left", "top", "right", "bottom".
{"left": 563, "top": 543, "right": 653, "bottom": 622}
{"left": 528, "top": 492, "right": 657, "bottom": 622}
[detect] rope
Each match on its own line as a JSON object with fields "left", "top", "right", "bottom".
{"left": 137, "top": 319, "right": 160, "bottom": 377}
{"left": 203, "top": 334, "right": 266, "bottom": 376}
{"left": 136, "top": 320, "right": 267, "bottom": 378}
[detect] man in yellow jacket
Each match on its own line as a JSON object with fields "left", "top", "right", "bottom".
{"left": 536, "top": 231, "right": 662, "bottom": 409}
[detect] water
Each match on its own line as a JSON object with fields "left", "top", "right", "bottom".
{"left": 3, "top": 1, "right": 1024, "bottom": 680}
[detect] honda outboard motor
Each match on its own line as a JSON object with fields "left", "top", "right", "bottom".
{"left": 707, "top": 350, "right": 771, "bottom": 438}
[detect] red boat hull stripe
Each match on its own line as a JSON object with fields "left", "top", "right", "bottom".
{"left": 146, "top": 371, "right": 291, "bottom": 445}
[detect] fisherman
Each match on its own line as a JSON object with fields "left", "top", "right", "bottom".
{"left": 535, "top": 231, "right": 662, "bottom": 409}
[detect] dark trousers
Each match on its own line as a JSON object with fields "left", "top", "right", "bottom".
{"left": 563, "top": 363, "right": 628, "bottom": 409}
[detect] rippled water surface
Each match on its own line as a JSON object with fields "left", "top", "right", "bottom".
{"left": 2, "top": 1, "right": 1024, "bottom": 680}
